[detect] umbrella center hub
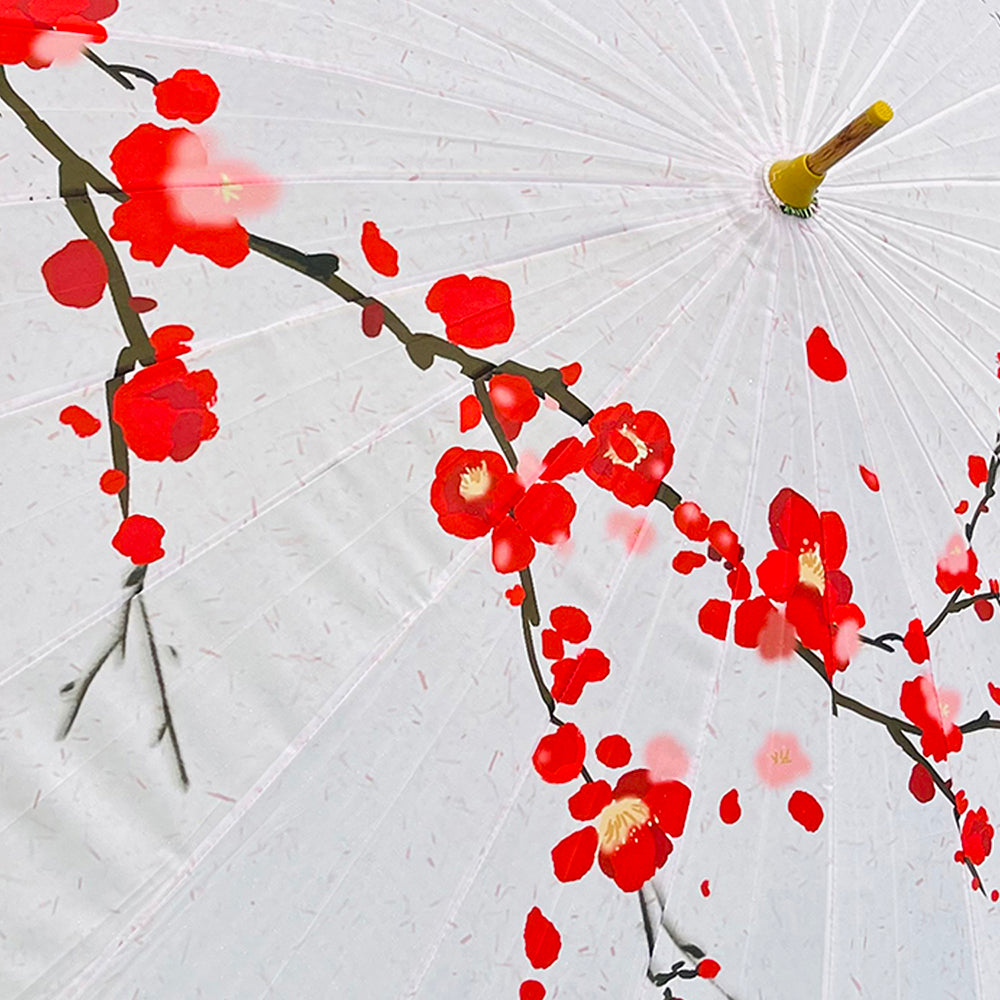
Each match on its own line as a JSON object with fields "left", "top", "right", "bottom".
{"left": 597, "top": 795, "right": 650, "bottom": 852}
{"left": 798, "top": 544, "right": 825, "bottom": 593}
{"left": 458, "top": 460, "right": 493, "bottom": 501}
{"left": 605, "top": 425, "right": 649, "bottom": 470}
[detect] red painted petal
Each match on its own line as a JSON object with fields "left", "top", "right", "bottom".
{"left": 975, "top": 599, "right": 995, "bottom": 622}
{"left": 719, "top": 788, "right": 742, "bottom": 824}
{"left": 559, "top": 361, "right": 582, "bottom": 386}
{"left": 59, "top": 404, "right": 101, "bottom": 437}
{"left": 969, "top": 455, "right": 989, "bottom": 488}
{"left": 532, "top": 724, "right": 586, "bottom": 784}
{"left": 806, "top": 325, "right": 847, "bottom": 382}
{"left": 361, "top": 302, "right": 385, "bottom": 338}
{"left": 540, "top": 437, "right": 585, "bottom": 481}
{"left": 727, "top": 563, "right": 752, "bottom": 600}
{"left": 99, "top": 468, "right": 127, "bottom": 495}
{"left": 360, "top": 220, "right": 400, "bottom": 276}
{"left": 733, "top": 596, "right": 774, "bottom": 648}
{"left": 697, "top": 959, "right": 721, "bottom": 979}
{"left": 604, "top": 822, "right": 659, "bottom": 892}
{"left": 908, "top": 762, "right": 935, "bottom": 803}
{"left": 672, "top": 550, "right": 707, "bottom": 574}
{"left": 515, "top": 482, "right": 576, "bottom": 544}
{"left": 42, "top": 239, "right": 108, "bottom": 308}
{"left": 859, "top": 465, "right": 880, "bottom": 491}
{"left": 755, "top": 550, "right": 800, "bottom": 602}
{"left": 540, "top": 629, "right": 565, "bottom": 661}
{"left": 788, "top": 790, "right": 824, "bottom": 832}
{"left": 523, "top": 907, "right": 561, "bottom": 970}
{"left": 549, "top": 605, "right": 591, "bottom": 643}
{"left": 646, "top": 779, "right": 692, "bottom": 838}
{"left": 520, "top": 980, "right": 546, "bottom": 1000}
{"left": 505, "top": 584, "right": 525, "bottom": 606}
{"left": 769, "top": 487, "right": 821, "bottom": 551}
{"left": 551, "top": 826, "right": 598, "bottom": 882}
{"left": 491, "top": 519, "right": 535, "bottom": 574}
{"left": 152, "top": 69, "right": 220, "bottom": 124}
{"left": 568, "top": 779, "right": 612, "bottom": 820}
{"left": 819, "top": 510, "right": 847, "bottom": 570}
{"left": 111, "top": 514, "right": 166, "bottom": 565}
{"left": 903, "top": 619, "right": 930, "bottom": 664}
{"left": 708, "top": 520, "right": 740, "bottom": 563}
{"left": 698, "top": 599, "right": 731, "bottom": 640}
{"left": 989, "top": 682, "right": 1000, "bottom": 706}
{"left": 700, "top": 879, "right": 711, "bottom": 897}
{"left": 673, "top": 501, "right": 710, "bottom": 541}
{"left": 595, "top": 734, "right": 632, "bottom": 768}
{"left": 459, "top": 394, "right": 482, "bottom": 432}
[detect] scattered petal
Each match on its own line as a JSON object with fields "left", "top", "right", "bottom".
{"left": 361, "top": 301, "right": 385, "bottom": 338}
{"left": 719, "top": 788, "right": 742, "bottom": 824}
{"left": 596, "top": 734, "right": 632, "bottom": 768}
{"left": 523, "top": 907, "right": 561, "bottom": 970}
{"left": 806, "top": 325, "right": 847, "bottom": 382}
{"left": 969, "top": 455, "right": 989, "bottom": 488}
{"left": 551, "top": 826, "right": 598, "bottom": 882}
{"left": 42, "top": 239, "right": 107, "bottom": 308}
{"left": 532, "top": 724, "right": 586, "bottom": 784}
{"left": 540, "top": 629, "right": 564, "bottom": 661}
{"left": 700, "top": 879, "right": 711, "bottom": 898}
{"left": 540, "top": 437, "right": 585, "bottom": 481}
{"left": 672, "top": 550, "right": 706, "bottom": 574}
{"left": 99, "top": 468, "right": 126, "bottom": 495}
{"left": 111, "top": 514, "right": 165, "bottom": 565}
{"left": 153, "top": 68, "right": 220, "bottom": 124}
{"left": 59, "top": 404, "right": 100, "bottom": 437}
{"left": 559, "top": 361, "right": 582, "bottom": 386}
{"left": 788, "top": 790, "right": 824, "bottom": 832}
{"left": 520, "top": 981, "right": 545, "bottom": 1000}
{"left": 673, "top": 500, "right": 710, "bottom": 541}
{"left": 756, "top": 732, "right": 811, "bottom": 787}
{"left": 360, "top": 220, "right": 399, "bottom": 276}
{"left": 908, "top": 762, "right": 935, "bottom": 803}
{"left": 459, "top": 394, "right": 482, "bottom": 432}
{"left": 955, "top": 500, "right": 970, "bottom": 515}
{"left": 859, "top": 465, "right": 880, "bottom": 491}
{"left": 697, "top": 959, "right": 721, "bottom": 979}
{"left": 643, "top": 734, "right": 690, "bottom": 782}
{"left": 568, "top": 780, "right": 613, "bottom": 821}
{"left": 550, "top": 605, "right": 591, "bottom": 644}
{"left": 505, "top": 584, "right": 525, "bottom": 607}
{"left": 903, "top": 619, "right": 930, "bottom": 664}
{"left": 975, "top": 599, "right": 995, "bottom": 622}
{"left": 697, "top": 599, "right": 731, "bottom": 640}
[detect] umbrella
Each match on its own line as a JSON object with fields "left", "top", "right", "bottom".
{"left": 2, "top": 0, "right": 1000, "bottom": 997}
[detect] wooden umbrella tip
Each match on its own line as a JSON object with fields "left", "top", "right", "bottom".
{"left": 866, "top": 101, "right": 893, "bottom": 126}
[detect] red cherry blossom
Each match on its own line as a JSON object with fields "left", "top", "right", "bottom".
{"left": 935, "top": 535, "right": 981, "bottom": 594}
{"left": 523, "top": 907, "right": 561, "bottom": 970}
{"left": 806, "top": 326, "right": 847, "bottom": 382}
{"left": 960, "top": 807, "right": 994, "bottom": 866}
{"left": 956, "top": 789, "right": 969, "bottom": 815}
{"left": 99, "top": 468, "right": 126, "bottom": 495}
{"left": 899, "top": 674, "right": 963, "bottom": 762}
{"left": 902, "top": 619, "right": 930, "bottom": 664}
{"left": 968, "top": 455, "right": 989, "bottom": 488}
{"left": 550, "top": 648, "right": 610, "bottom": 704}
{"left": 430, "top": 448, "right": 522, "bottom": 539}
{"left": 513, "top": 481, "right": 576, "bottom": 546}
{"left": 756, "top": 732, "right": 811, "bottom": 788}
{"left": 707, "top": 520, "right": 740, "bottom": 563}
{"left": 109, "top": 124, "right": 275, "bottom": 268}
{"left": 425, "top": 273, "right": 514, "bottom": 348}
{"left": 153, "top": 69, "right": 220, "bottom": 124}
{"left": 788, "top": 789, "right": 824, "bottom": 832}
{"left": 907, "top": 762, "right": 935, "bottom": 803}
{"left": 596, "top": 734, "right": 631, "bottom": 768}
{"left": 955, "top": 500, "right": 970, "bottom": 515}
{"left": 859, "top": 465, "right": 880, "bottom": 491}
{"left": 581, "top": 402, "right": 673, "bottom": 507}
{"left": 551, "top": 769, "right": 691, "bottom": 892}
{"left": 488, "top": 374, "right": 539, "bottom": 441}
{"left": 0, "top": 0, "right": 113, "bottom": 69}
{"left": 975, "top": 599, "right": 995, "bottom": 622}
{"left": 719, "top": 788, "right": 741, "bottom": 824}
{"left": 673, "top": 501, "right": 710, "bottom": 541}
{"left": 360, "top": 220, "right": 399, "bottom": 277}
{"left": 41, "top": 239, "right": 107, "bottom": 307}
{"left": 59, "top": 404, "right": 100, "bottom": 437}
{"left": 149, "top": 324, "right": 193, "bottom": 360}
{"left": 505, "top": 584, "right": 525, "bottom": 606}
{"left": 540, "top": 436, "right": 585, "bottom": 481}
{"left": 459, "top": 394, "right": 481, "bottom": 432}
{"left": 111, "top": 514, "right": 165, "bottom": 565}
{"left": 550, "top": 605, "right": 590, "bottom": 643}
{"left": 113, "top": 356, "right": 219, "bottom": 462}
{"left": 532, "top": 724, "right": 585, "bottom": 784}
{"left": 755, "top": 488, "right": 865, "bottom": 677}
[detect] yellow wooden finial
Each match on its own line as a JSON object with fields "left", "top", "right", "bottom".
{"left": 768, "top": 101, "right": 894, "bottom": 212}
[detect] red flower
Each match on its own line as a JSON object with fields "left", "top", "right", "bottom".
{"left": 902, "top": 618, "right": 930, "bottom": 664}
{"left": 153, "top": 69, "right": 220, "bottom": 124}
{"left": 540, "top": 436, "right": 585, "bottom": 481}
{"left": 549, "top": 605, "right": 590, "bottom": 643}
{"left": 960, "top": 807, "right": 994, "bottom": 866}
{"left": 697, "top": 959, "right": 721, "bottom": 979}
{"left": 425, "top": 273, "right": 514, "bottom": 348}
{"left": 99, "top": 468, "right": 126, "bottom": 495}
{"left": 59, "top": 404, "right": 100, "bottom": 437}
{"left": 0, "top": 0, "right": 113, "bottom": 69}
{"left": 550, "top": 648, "right": 609, "bottom": 704}
{"left": 907, "top": 762, "right": 935, "bottom": 803}
{"left": 755, "top": 488, "right": 864, "bottom": 676}
{"left": 551, "top": 769, "right": 691, "bottom": 892}
{"left": 109, "top": 124, "right": 275, "bottom": 268}
{"left": 111, "top": 514, "right": 165, "bottom": 565}
{"left": 596, "top": 734, "right": 631, "bottom": 768}
{"left": 113, "top": 355, "right": 218, "bottom": 462}
{"left": 487, "top": 374, "right": 538, "bottom": 441}
{"left": 581, "top": 402, "right": 673, "bottom": 507}
{"left": 899, "top": 674, "right": 963, "bottom": 762}
{"left": 430, "top": 447, "right": 523, "bottom": 538}
{"left": 41, "top": 239, "right": 107, "bottom": 307}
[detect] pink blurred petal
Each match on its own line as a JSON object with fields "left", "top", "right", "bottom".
{"left": 644, "top": 734, "right": 690, "bottom": 781}
{"left": 755, "top": 731, "right": 811, "bottom": 788}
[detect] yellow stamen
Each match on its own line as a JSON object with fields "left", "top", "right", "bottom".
{"left": 458, "top": 461, "right": 492, "bottom": 501}
{"left": 596, "top": 795, "right": 650, "bottom": 853}
{"left": 604, "top": 425, "right": 650, "bottom": 470}
{"left": 798, "top": 545, "right": 825, "bottom": 593}
{"left": 219, "top": 172, "right": 243, "bottom": 203}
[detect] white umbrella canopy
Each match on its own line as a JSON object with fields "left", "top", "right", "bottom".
{"left": 3, "top": 0, "right": 1000, "bottom": 998}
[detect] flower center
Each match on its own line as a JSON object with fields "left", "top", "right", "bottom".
{"left": 798, "top": 544, "right": 825, "bottom": 593}
{"left": 605, "top": 425, "right": 650, "bottom": 470}
{"left": 458, "top": 461, "right": 493, "bottom": 501}
{"left": 219, "top": 172, "right": 243, "bottom": 203}
{"left": 770, "top": 747, "right": 792, "bottom": 765}
{"left": 596, "top": 795, "right": 650, "bottom": 853}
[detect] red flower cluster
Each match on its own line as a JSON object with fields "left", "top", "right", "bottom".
{"left": 935, "top": 535, "right": 981, "bottom": 595}
{"left": 113, "top": 334, "right": 219, "bottom": 462}
{"left": 581, "top": 403, "right": 673, "bottom": 507}
{"left": 538, "top": 605, "right": 608, "bottom": 704}
{"left": 430, "top": 447, "right": 575, "bottom": 573}
{"left": 751, "top": 488, "right": 865, "bottom": 677}
{"left": 551, "top": 769, "right": 691, "bottom": 891}
{"left": 425, "top": 273, "right": 514, "bottom": 349}
{"left": 109, "top": 124, "right": 263, "bottom": 267}
{"left": 899, "top": 673, "right": 963, "bottom": 762}
{"left": 153, "top": 69, "right": 220, "bottom": 124}
{"left": 0, "top": 0, "right": 115, "bottom": 69}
